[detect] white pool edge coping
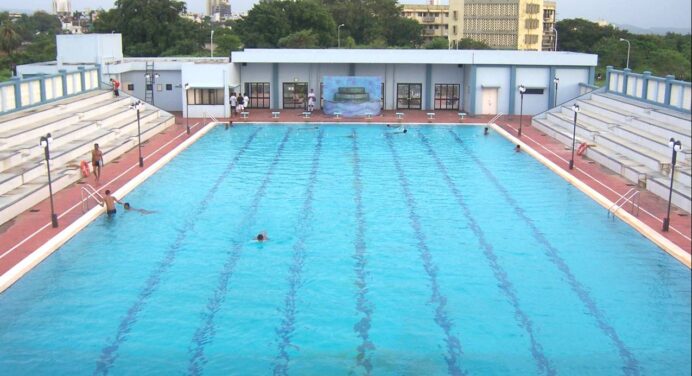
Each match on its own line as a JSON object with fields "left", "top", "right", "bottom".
{"left": 0, "top": 122, "right": 218, "bottom": 293}
{"left": 491, "top": 123, "right": 691, "bottom": 268}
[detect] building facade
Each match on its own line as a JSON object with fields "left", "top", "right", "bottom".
{"left": 402, "top": 0, "right": 556, "bottom": 51}
{"left": 15, "top": 34, "right": 597, "bottom": 117}
{"left": 52, "top": 0, "right": 71, "bottom": 16}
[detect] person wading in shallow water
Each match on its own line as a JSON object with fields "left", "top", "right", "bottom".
{"left": 101, "top": 190, "right": 123, "bottom": 216}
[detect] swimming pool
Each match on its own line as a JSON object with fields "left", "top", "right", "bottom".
{"left": 0, "top": 124, "right": 689, "bottom": 375}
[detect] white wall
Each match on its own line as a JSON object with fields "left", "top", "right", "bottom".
{"left": 475, "top": 67, "right": 511, "bottom": 114}
{"left": 57, "top": 34, "right": 123, "bottom": 67}
{"left": 516, "top": 67, "right": 549, "bottom": 115}
{"left": 182, "top": 63, "right": 231, "bottom": 118}
{"left": 121, "top": 70, "right": 183, "bottom": 111}
{"left": 554, "top": 68, "right": 589, "bottom": 106}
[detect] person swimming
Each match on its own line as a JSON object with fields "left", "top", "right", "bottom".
{"left": 256, "top": 231, "right": 268, "bottom": 242}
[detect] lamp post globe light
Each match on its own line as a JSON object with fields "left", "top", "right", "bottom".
{"left": 130, "top": 100, "right": 145, "bottom": 167}
{"left": 553, "top": 76, "right": 559, "bottom": 107}
{"left": 662, "top": 138, "right": 683, "bottom": 231}
{"left": 337, "top": 24, "right": 345, "bottom": 48}
{"left": 619, "top": 38, "right": 631, "bottom": 69}
{"left": 184, "top": 83, "right": 191, "bottom": 135}
{"left": 518, "top": 85, "right": 526, "bottom": 137}
{"left": 39, "top": 133, "right": 59, "bottom": 228}
{"left": 569, "top": 104, "right": 580, "bottom": 170}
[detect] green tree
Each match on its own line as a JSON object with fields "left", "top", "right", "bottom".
{"left": 214, "top": 33, "right": 242, "bottom": 54}
{"left": 323, "top": 0, "right": 411, "bottom": 46}
{"left": 385, "top": 17, "right": 423, "bottom": 47}
{"left": 456, "top": 38, "right": 490, "bottom": 49}
{"left": 425, "top": 37, "right": 449, "bottom": 49}
{"left": 0, "top": 21, "right": 21, "bottom": 55}
{"left": 278, "top": 30, "right": 319, "bottom": 48}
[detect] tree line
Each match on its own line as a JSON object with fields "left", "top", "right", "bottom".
{"left": 1, "top": 1, "right": 690, "bottom": 82}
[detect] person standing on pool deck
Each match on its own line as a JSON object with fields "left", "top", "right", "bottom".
{"left": 243, "top": 93, "right": 250, "bottom": 111}
{"left": 101, "top": 190, "right": 123, "bottom": 216}
{"left": 307, "top": 89, "right": 316, "bottom": 112}
{"left": 91, "top": 143, "right": 103, "bottom": 183}
{"left": 230, "top": 92, "right": 237, "bottom": 117}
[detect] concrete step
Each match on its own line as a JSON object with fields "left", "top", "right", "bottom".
{"left": 593, "top": 132, "right": 668, "bottom": 173}
{"left": 545, "top": 112, "right": 599, "bottom": 142}
{"left": 591, "top": 92, "right": 692, "bottom": 131}
{"left": 648, "top": 174, "right": 692, "bottom": 213}
{"left": 0, "top": 90, "right": 114, "bottom": 133}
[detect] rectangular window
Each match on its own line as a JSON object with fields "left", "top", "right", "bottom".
{"left": 146, "top": 84, "right": 153, "bottom": 91}
{"left": 397, "top": 83, "right": 422, "bottom": 110}
{"left": 156, "top": 84, "right": 163, "bottom": 92}
{"left": 127, "top": 83, "right": 134, "bottom": 91}
{"left": 283, "top": 82, "right": 308, "bottom": 109}
{"left": 524, "top": 88, "right": 544, "bottom": 95}
{"left": 186, "top": 88, "right": 225, "bottom": 105}
{"left": 166, "top": 84, "right": 173, "bottom": 91}
{"left": 243, "top": 82, "right": 270, "bottom": 108}
{"left": 434, "top": 84, "right": 460, "bottom": 110}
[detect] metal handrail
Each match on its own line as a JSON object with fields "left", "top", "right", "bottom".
{"left": 487, "top": 113, "right": 504, "bottom": 126}
{"left": 608, "top": 187, "right": 641, "bottom": 219}
{"left": 80, "top": 183, "right": 104, "bottom": 213}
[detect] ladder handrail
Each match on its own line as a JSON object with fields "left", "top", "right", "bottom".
{"left": 608, "top": 187, "right": 641, "bottom": 218}
{"left": 208, "top": 114, "right": 220, "bottom": 123}
{"left": 487, "top": 113, "right": 504, "bottom": 127}
{"left": 80, "top": 183, "right": 104, "bottom": 213}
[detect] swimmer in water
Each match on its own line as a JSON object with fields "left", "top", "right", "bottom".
{"left": 256, "top": 231, "right": 269, "bottom": 242}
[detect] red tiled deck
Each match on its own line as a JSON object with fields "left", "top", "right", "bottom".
{"left": 0, "top": 110, "right": 689, "bottom": 284}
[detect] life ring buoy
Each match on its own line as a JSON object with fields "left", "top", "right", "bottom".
{"left": 80, "top": 160, "right": 90, "bottom": 177}
{"left": 577, "top": 142, "right": 589, "bottom": 156}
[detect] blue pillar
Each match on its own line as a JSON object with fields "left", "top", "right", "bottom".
{"left": 425, "top": 64, "right": 432, "bottom": 110}
{"left": 664, "top": 74, "right": 675, "bottom": 106}
{"left": 349, "top": 63, "right": 355, "bottom": 76}
{"left": 588, "top": 66, "right": 595, "bottom": 85}
{"left": 508, "top": 65, "right": 517, "bottom": 114}
{"left": 548, "top": 66, "right": 556, "bottom": 107}
{"left": 96, "top": 64, "right": 103, "bottom": 89}
{"left": 39, "top": 77, "right": 47, "bottom": 103}
{"left": 641, "top": 71, "right": 651, "bottom": 101}
{"left": 78, "top": 66, "right": 86, "bottom": 93}
{"left": 605, "top": 66, "right": 613, "bottom": 92}
{"left": 272, "top": 63, "right": 279, "bottom": 109}
{"left": 59, "top": 69, "right": 68, "bottom": 98}
{"left": 468, "top": 65, "right": 477, "bottom": 116}
{"left": 622, "top": 68, "right": 631, "bottom": 96}
{"left": 12, "top": 77, "right": 22, "bottom": 109}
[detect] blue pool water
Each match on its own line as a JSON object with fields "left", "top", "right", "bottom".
{"left": 0, "top": 124, "right": 689, "bottom": 375}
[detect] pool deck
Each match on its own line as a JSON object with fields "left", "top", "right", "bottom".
{"left": 0, "top": 110, "right": 690, "bottom": 289}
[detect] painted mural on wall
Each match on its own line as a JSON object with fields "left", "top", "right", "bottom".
{"left": 322, "top": 76, "right": 382, "bottom": 117}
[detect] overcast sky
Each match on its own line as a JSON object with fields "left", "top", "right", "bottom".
{"left": 3, "top": 0, "right": 691, "bottom": 30}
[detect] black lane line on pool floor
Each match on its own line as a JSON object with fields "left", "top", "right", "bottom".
{"left": 448, "top": 129, "right": 641, "bottom": 376}
{"left": 385, "top": 133, "right": 466, "bottom": 376}
{"left": 350, "top": 129, "right": 375, "bottom": 375}
{"left": 93, "top": 127, "right": 263, "bottom": 376}
{"left": 186, "top": 128, "right": 294, "bottom": 376}
{"left": 417, "top": 130, "right": 555, "bottom": 376}
{"left": 272, "top": 129, "right": 324, "bottom": 375}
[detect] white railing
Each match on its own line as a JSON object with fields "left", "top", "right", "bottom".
{"left": 488, "top": 113, "right": 504, "bottom": 126}
{"left": 80, "top": 183, "right": 104, "bottom": 213}
{"left": 607, "top": 187, "right": 641, "bottom": 219}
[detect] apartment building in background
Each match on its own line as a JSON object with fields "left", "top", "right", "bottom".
{"left": 52, "top": 0, "right": 71, "bottom": 16}
{"left": 401, "top": 0, "right": 557, "bottom": 51}
{"left": 206, "top": 0, "right": 232, "bottom": 21}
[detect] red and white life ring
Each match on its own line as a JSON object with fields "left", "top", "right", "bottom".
{"left": 577, "top": 142, "right": 589, "bottom": 156}
{"left": 80, "top": 160, "right": 90, "bottom": 177}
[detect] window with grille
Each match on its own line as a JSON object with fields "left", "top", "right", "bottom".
{"left": 243, "top": 82, "right": 270, "bottom": 108}
{"left": 186, "top": 88, "right": 225, "bottom": 105}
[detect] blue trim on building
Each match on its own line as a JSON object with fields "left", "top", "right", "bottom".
{"left": 508, "top": 65, "right": 516, "bottom": 114}
{"left": 622, "top": 68, "right": 631, "bottom": 96}
{"left": 548, "top": 66, "right": 556, "bottom": 107}
{"left": 588, "top": 66, "right": 595, "bottom": 85}
{"left": 664, "top": 75, "right": 675, "bottom": 105}
{"left": 78, "top": 66, "right": 86, "bottom": 93}
{"left": 272, "top": 63, "right": 279, "bottom": 109}
{"left": 349, "top": 63, "right": 355, "bottom": 76}
{"left": 425, "top": 64, "right": 432, "bottom": 110}
{"left": 605, "top": 66, "right": 613, "bottom": 93}
{"left": 12, "top": 78, "right": 22, "bottom": 109}
{"left": 641, "top": 71, "right": 651, "bottom": 100}
{"left": 59, "top": 70, "right": 68, "bottom": 98}
{"left": 469, "top": 65, "right": 477, "bottom": 116}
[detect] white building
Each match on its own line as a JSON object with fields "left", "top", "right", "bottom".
{"left": 15, "top": 34, "right": 598, "bottom": 117}
{"left": 52, "top": 0, "right": 71, "bottom": 15}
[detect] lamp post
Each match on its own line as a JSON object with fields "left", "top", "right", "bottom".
{"left": 184, "top": 83, "right": 191, "bottom": 135}
{"left": 662, "top": 138, "right": 683, "bottom": 231}
{"left": 337, "top": 24, "right": 345, "bottom": 48}
{"left": 211, "top": 29, "right": 215, "bottom": 58}
{"left": 619, "top": 38, "right": 631, "bottom": 69}
{"left": 39, "top": 133, "right": 58, "bottom": 228}
{"left": 130, "top": 100, "right": 145, "bottom": 167}
{"left": 552, "top": 26, "right": 558, "bottom": 51}
{"left": 553, "top": 76, "right": 559, "bottom": 107}
{"left": 569, "top": 104, "right": 580, "bottom": 170}
{"left": 518, "top": 85, "right": 526, "bottom": 137}
{"left": 145, "top": 72, "right": 160, "bottom": 105}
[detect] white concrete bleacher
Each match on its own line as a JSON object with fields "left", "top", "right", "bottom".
{"left": 0, "top": 89, "right": 175, "bottom": 226}
{"left": 532, "top": 90, "right": 692, "bottom": 213}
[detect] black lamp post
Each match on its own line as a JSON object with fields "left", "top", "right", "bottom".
{"left": 39, "top": 133, "right": 59, "bottom": 228}
{"left": 569, "top": 104, "right": 580, "bottom": 170}
{"left": 184, "top": 83, "right": 191, "bottom": 135}
{"left": 553, "top": 76, "right": 559, "bottom": 107}
{"left": 662, "top": 138, "right": 683, "bottom": 231}
{"left": 518, "top": 85, "right": 526, "bottom": 137}
{"left": 130, "top": 100, "right": 145, "bottom": 167}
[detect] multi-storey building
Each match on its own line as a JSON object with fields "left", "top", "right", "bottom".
{"left": 402, "top": 0, "right": 556, "bottom": 51}
{"left": 542, "top": 1, "right": 557, "bottom": 51}
{"left": 52, "top": 0, "right": 71, "bottom": 16}
{"left": 206, "top": 0, "right": 232, "bottom": 20}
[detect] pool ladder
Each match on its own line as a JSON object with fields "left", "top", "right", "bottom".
{"left": 80, "top": 184, "right": 104, "bottom": 213}
{"left": 607, "top": 187, "right": 641, "bottom": 219}
{"left": 487, "top": 113, "right": 504, "bottom": 127}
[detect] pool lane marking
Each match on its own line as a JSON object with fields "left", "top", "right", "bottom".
{"left": 187, "top": 128, "right": 294, "bottom": 376}
{"left": 384, "top": 133, "right": 466, "bottom": 376}
{"left": 93, "top": 127, "right": 262, "bottom": 375}
{"left": 0, "top": 122, "right": 204, "bottom": 263}
{"left": 350, "top": 129, "right": 375, "bottom": 375}
{"left": 417, "top": 130, "right": 556, "bottom": 376}
{"left": 496, "top": 121, "right": 690, "bottom": 243}
{"left": 272, "top": 129, "right": 324, "bottom": 375}
{"left": 449, "top": 129, "right": 641, "bottom": 376}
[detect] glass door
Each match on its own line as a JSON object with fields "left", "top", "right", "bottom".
{"left": 397, "top": 83, "right": 422, "bottom": 110}
{"left": 283, "top": 82, "right": 308, "bottom": 109}
{"left": 434, "top": 84, "right": 460, "bottom": 110}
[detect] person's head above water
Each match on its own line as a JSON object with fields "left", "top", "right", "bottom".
{"left": 124, "top": 203, "right": 131, "bottom": 209}
{"left": 256, "top": 233, "right": 266, "bottom": 241}
{"left": 403, "top": 128, "right": 408, "bottom": 133}
{"left": 105, "top": 189, "right": 111, "bottom": 195}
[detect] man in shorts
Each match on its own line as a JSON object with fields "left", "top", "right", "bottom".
{"left": 92, "top": 143, "right": 103, "bottom": 182}
{"left": 101, "top": 190, "right": 123, "bottom": 216}
{"left": 230, "top": 92, "right": 237, "bottom": 117}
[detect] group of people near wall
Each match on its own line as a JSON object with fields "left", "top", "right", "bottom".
{"left": 229, "top": 92, "right": 249, "bottom": 116}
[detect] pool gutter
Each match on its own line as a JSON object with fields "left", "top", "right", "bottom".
{"left": 492, "top": 123, "right": 691, "bottom": 269}
{"left": 0, "top": 122, "right": 219, "bottom": 293}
